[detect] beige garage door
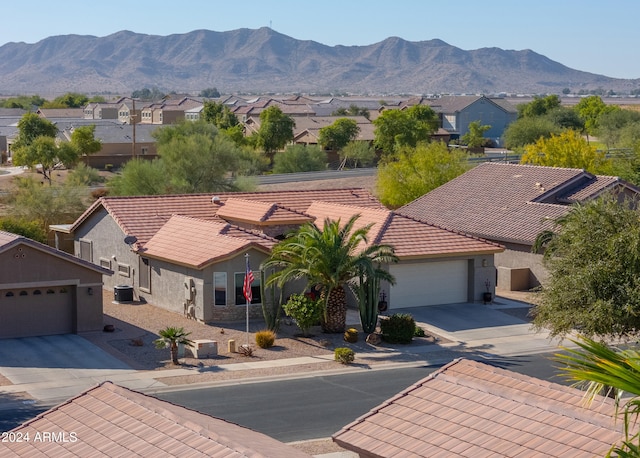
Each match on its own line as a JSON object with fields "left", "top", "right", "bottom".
{"left": 389, "top": 260, "right": 468, "bottom": 308}
{"left": 0, "top": 286, "right": 74, "bottom": 339}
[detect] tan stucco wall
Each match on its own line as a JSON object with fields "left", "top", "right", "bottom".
{"left": 0, "top": 243, "right": 105, "bottom": 334}
{"left": 495, "top": 243, "right": 547, "bottom": 290}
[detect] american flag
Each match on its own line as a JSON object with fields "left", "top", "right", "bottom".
{"left": 243, "top": 260, "right": 254, "bottom": 303}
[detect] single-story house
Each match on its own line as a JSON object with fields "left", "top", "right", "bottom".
{"left": 397, "top": 162, "right": 640, "bottom": 290}
{"left": 56, "top": 188, "right": 502, "bottom": 322}
{"left": 333, "top": 358, "right": 622, "bottom": 457}
{"left": 0, "top": 381, "right": 311, "bottom": 457}
{"left": 0, "top": 231, "right": 110, "bottom": 339}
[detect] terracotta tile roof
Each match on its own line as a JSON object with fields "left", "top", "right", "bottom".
{"left": 305, "top": 202, "right": 503, "bottom": 259}
{"left": 0, "top": 381, "right": 311, "bottom": 457}
{"left": 215, "top": 198, "right": 312, "bottom": 225}
{"left": 333, "top": 358, "right": 622, "bottom": 458}
{"left": 398, "top": 162, "right": 638, "bottom": 245}
{"left": 142, "top": 215, "right": 276, "bottom": 268}
{"left": 71, "top": 189, "right": 382, "bottom": 249}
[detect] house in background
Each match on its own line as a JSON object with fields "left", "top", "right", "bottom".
{"left": 398, "top": 162, "right": 640, "bottom": 290}
{"left": 0, "top": 231, "right": 110, "bottom": 339}
{"left": 56, "top": 188, "right": 502, "bottom": 323}
{"left": 0, "top": 381, "right": 312, "bottom": 457}
{"left": 398, "top": 95, "right": 517, "bottom": 146}
{"left": 333, "top": 358, "right": 622, "bottom": 457}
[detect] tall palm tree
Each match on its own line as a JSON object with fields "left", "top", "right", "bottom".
{"left": 263, "top": 214, "right": 398, "bottom": 333}
{"left": 154, "top": 326, "right": 194, "bottom": 365}
{"left": 557, "top": 336, "right": 640, "bottom": 457}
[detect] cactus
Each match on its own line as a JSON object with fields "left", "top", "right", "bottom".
{"left": 357, "top": 271, "right": 380, "bottom": 334}
{"left": 260, "top": 268, "right": 281, "bottom": 332}
{"left": 344, "top": 327, "right": 358, "bottom": 343}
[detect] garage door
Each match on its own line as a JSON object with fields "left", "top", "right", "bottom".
{"left": 0, "top": 286, "right": 74, "bottom": 339}
{"left": 389, "top": 260, "right": 468, "bottom": 308}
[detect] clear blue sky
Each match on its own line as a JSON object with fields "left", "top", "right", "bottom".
{"left": 2, "top": 0, "right": 638, "bottom": 80}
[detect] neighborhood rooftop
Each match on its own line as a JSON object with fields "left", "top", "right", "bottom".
{"left": 0, "top": 381, "right": 311, "bottom": 457}
{"left": 398, "top": 162, "right": 640, "bottom": 245}
{"left": 333, "top": 358, "right": 622, "bottom": 458}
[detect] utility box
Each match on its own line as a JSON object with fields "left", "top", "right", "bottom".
{"left": 188, "top": 339, "right": 218, "bottom": 358}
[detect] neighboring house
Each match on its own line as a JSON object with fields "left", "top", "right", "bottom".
{"left": 398, "top": 95, "right": 517, "bottom": 146}
{"left": 333, "top": 358, "right": 622, "bottom": 457}
{"left": 0, "top": 381, "right": 311, "bottom": 457}
{"left": 84, "top": 99, "right": 123, "bottom": 120}
{"left": 58, "top": 189, "right": 385, "bottom": 322}
{"left": 292, "top": 116, "right": 375, "bottom": 147}
{"left": 0, "top": 109, "right": 25, "bottom": 162}
{"left": 59, "top": 122, "right": 159, "bottom": 169}
{"left": 398, "top": 162, "right": 640, "bottom": 290}
{"left": 56, "top": 188, "right": 502, "bottom": 322}
{"left": 0, "top": 231, "right": 110, "bottom": 339}
{"left": 36, "top": 108, "right": 85, "bottom": 119}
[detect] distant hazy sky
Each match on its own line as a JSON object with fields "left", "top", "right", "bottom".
{"left": 2, "top": 0, "right": 638, "bottom": 79}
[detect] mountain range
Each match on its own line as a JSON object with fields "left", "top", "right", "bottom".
{"left": 0, "top": 27, "right": 637, "bottom": 96}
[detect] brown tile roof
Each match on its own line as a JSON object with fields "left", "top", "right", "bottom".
{"left": 333, "top": 358, "right": 622, "bottom": 458}
{"left": 71, "top": 189, "right": 382, "bottom": 249}
{"left": 216, "top": 198, "right": 312, "bottom": 226}
{"left": 305, "top": 202, "right": 503, "bottom": 259}
{"left": 0, "top": 381, "right": 311, "bottom": 457}
{"left": 398, "top": 162, "right": 639, "bottom": 245}
{"left": 142, "top": 215, "right": 276, "bottom": 268}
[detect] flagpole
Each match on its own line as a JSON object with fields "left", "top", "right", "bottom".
{"left": 245, "top": 253, "right": 250, "bottom": 347}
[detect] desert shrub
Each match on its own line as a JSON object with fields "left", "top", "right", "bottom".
{"left": 90, "top": 187, "right": 109, "bottom": 200}
{"left": 255, "top": 330, "right": 276, "bottom": 348}
{"left": 344, "top": 327, "right": 358, "bottom": 343}
{"left": 238, "top": 344, "right": 254, "bottom": 357}
{"left": 414, "top": 325, "right": 426, "bottom": 337}
{"left": 380, "top": 313, "right": 416, "bottom": 344}
{"left": 282, "top": 293, "right": 323, "bottom": 336}
{"left": 334, "top": 347, "right": 355, "bottom": 364}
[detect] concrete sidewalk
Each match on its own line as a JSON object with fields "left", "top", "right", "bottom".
{"left": 0, "top": 295, "right": 564, "bottom": 404}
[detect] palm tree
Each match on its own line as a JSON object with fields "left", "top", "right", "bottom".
{"left": 263, "top": 214, "right": 398, "bottom": 333}
{"left": 556, "top": 336, "right": 640, "bottom": 457}
{"left": 154, "top": 326, "right": 194, "bottom": 365}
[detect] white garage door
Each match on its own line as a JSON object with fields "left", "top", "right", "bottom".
{"left": 389, "top": 260, "right": 468, "bottom": 308}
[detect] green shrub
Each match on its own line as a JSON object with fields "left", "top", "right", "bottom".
{"left": 380, "top": 313, "right": 416, "bottom": 344}
{"left": 414, "top": 325, "right": 426, "bottom": 337}
{"left": 282, "top": 293, "right": 323, "bottom": 336}
{"left": 255, "top": 329, "right": 276, "bottom": 348}
{"left": 334, "top": 347, "right": 355, "bottom": 364}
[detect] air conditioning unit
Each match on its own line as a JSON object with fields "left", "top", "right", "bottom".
{"left": 187, "top": 339, "right": 218, "bottom": 358}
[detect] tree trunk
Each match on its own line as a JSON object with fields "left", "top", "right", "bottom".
{"left": 170, "top": 342, "right": 179, "bottom": 365}
{"left": 321, "top": 286, "right": 347, "bottom": 333}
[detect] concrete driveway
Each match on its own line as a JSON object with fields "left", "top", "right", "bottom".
{"left": 393, "top": 296, "right": 564, "bottom": 357}
{"left": 0, "top": 334, "right": 160, "bottom": 403}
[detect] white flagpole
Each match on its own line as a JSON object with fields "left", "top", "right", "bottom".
{"left": 245, "top": 253, "right": 250, "bottom": 347}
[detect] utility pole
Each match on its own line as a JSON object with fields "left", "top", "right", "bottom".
{"left": 131, "top": 98, "right": 136, "bottom": 159}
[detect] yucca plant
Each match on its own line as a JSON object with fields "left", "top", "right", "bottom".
{"left": 556, "top": 336, "right": 640, "bottom": 457}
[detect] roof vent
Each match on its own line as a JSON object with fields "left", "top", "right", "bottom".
{"left": 212, "top": 196, "right": 221, "bottom": 204}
